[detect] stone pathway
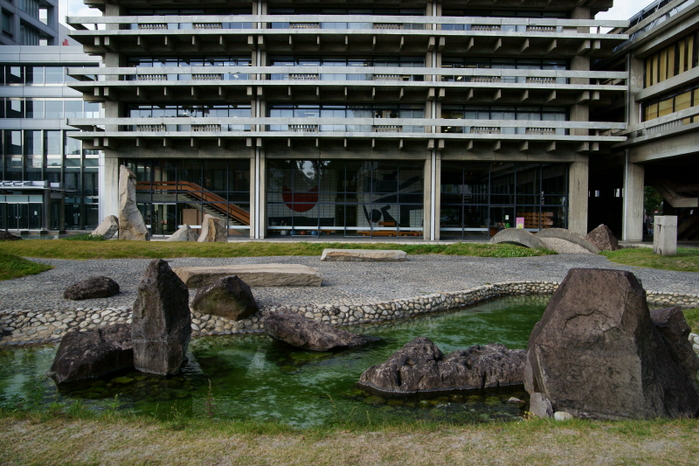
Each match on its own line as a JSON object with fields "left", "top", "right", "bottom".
{"left": 1, "top": 254, "right": 698, "bottom": 346}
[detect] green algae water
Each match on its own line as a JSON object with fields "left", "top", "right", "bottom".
{"left": 0, "top": 295, "right": 548, "bottom": 427}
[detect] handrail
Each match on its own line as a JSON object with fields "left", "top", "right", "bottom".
{"left": 136, "top": 180, "right": 250, "bottom": 226}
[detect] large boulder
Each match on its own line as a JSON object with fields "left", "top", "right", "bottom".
{"left": 131, "top": 259, "right": 191, "bottom": 375}
{"left": 359, "top": 337, "right": 525, "bottom": 395}
{"left": 118, "top": 165, "right": 150, "bottom": 241}
{"left": 585, "top": 224, "right": 620, "bottom": 251}
{"left": 47, "top": 323, "right": 133, "bottom": 385}
{"left": 265, "top": 308, "right": 378, "bottom": 351}
{"left": 650, "top": 306, "right": 699, "bottom": 385}
{"left": 197, "top": 214, "right": 227, "bottom": 242}
{"left": 63, "top": 276, "right": 120, "bottom": 300}
{"left": 92, "top": 215, "right": 119, "bottom": 240}
{"left": 166, "top": 224, "right": 198, "bottom": 242}
{"left": 524, "top": 268, "right": 699, "bottom": 420}
{"left": 191, "top": 275, "right": 259, "bottom": 321}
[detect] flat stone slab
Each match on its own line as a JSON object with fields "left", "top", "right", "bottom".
{"left": 320, "top": 248, "right": 407, "bottom": 262}
{"left": 173, "top": 264, "right": 322, "bottom": 288}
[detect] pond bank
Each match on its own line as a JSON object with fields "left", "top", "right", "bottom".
{"left": 2, "top": 254, "right": 699, "bottom": 346}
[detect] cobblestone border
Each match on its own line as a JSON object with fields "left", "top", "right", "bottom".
{"left": 2, "top": 281, "right": 698, "bottom": 347}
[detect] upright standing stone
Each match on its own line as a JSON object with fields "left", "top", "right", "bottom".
{"left": 131, "top": 259, "right": 191, "bottom": 375}
{"left": 197, "top": 214, "right": 227, "bottom": 242}
{"left": 118, "top": 165, "right": 150, "bottom": 241}
{"left": 653, "top": 216, "right": 677, "bottom": 256}
{"left": 92, "top": 215, "right": 119, "bottom": 240}
{"left": 524, "top": 268, "right": 699, "bottom": 420}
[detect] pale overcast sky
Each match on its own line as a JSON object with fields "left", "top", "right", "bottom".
{"left": 59, "top": 0, "right": 660, "bottom": 26}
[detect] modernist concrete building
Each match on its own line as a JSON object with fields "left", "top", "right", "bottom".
{"left": 594, "top": 0, "right": 699, "bottom": 241}
{"left": 65, "top": 0, "right": 629, "bottom": 239}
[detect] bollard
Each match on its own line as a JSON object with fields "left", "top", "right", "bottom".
{"left": 653, "top": 216, "right": 677, "bottom": 256}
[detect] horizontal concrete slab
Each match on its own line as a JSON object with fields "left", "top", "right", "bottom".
{"left": 173, "top": 264, "right": 322, "bottom": 288}
{"left": 320, "top": 248, "right": 407, "bottom": 262}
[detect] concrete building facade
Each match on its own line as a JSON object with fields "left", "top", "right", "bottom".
{"left": 597, "top": 0, "right": 699, "bottom": 241}
{"left": 65, "top": 0, "right": 629, "bottom": 239}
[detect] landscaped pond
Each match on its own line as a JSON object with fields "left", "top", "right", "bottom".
{"left": 0, "top": 295, "right": 549, "bottom": 427}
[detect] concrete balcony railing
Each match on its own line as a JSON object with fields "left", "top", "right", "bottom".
{"left": 68, "top": 117, "right": 626, "bottom": 143}
{"left": 68, "top": 66, "right": 627, "bottom": 91}
{"left": 619, "top": 104, "right": 699, "bottom": 143}
{"left": 68, "top": 14, "right": 629, "bottom": 38}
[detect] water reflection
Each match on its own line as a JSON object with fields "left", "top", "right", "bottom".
{"left": 0, "top": 295, "right": 548, "bottom": 427}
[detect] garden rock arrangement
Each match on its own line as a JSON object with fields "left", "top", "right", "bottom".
{"left": 118, "top": 165, "right": 150, "bottom": 241}
{"left": 91, "top": 215, "right": 119, "bottom": 240}
{"left": 359, "top": 337, "right": 525, "bottom": 394}
{"left": 174, "top": 263, "right": 323, "bottom": 288}
{"left": 131, "top": 259, "right": 191, "bottom": 375}
{"left": 191, "top": 275, "right": 259, "bottom": 321}
{"left": 167, "top": 224, "right": 198, "bottom": 242}
{"left": 63, "top": 276, "right": 120, "bottom": 301}
{"left": 524, "top": 268, "right": 699, "bottom": 420}
{"left": 47, "top": 323, "right": 133, "bottom": 384}
{"left": 265, "top": 308, "right": 378, "bottom": 351}
{"left": 320, "top": 249, "right": 407, "bottom": 262}
{"left": 198, "top": 214, "right": 227, "bottom": 242}
{"left": 585, "top": 224, "right": 620, "bottom": 251}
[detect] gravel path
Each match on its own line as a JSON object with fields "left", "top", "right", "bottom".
{"left": 2, "top": 253, "right": 698, "bottom": 346}
{"left": 2, "top": 253, "right": 698, "bottom": 311}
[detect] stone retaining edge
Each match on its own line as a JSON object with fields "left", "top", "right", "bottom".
{"left": 2, "top": 282, "right": 699, "bottom": 346}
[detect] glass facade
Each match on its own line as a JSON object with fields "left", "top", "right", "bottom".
{"left": 267, "top": 160, "right": 424, "bottom": 238}
{"left": 123, "top": 158, "right": 251, "bottom": 237}
{"left": 440, "top": 162, "right": 568, "bottom": 239}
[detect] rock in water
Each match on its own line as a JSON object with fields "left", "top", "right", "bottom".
{"left": 191, "top": 275, "right": 258, "bottom": 321}
{"left": 197, "top": 214, "right": 227, "bottom": 242}
{"left": 524, "top": 268, "right": 699, "bottom": 420}
{"left": 64, "top": 276, "right": 120, "bottom": 300}
{"left": 265, "top": 308, "right": 377, "bottom": 351}
{"left": 48, "top": 323, "right": 133, "bottom": 384}
{"left": 358, "top": 337, "right": 525, "bottom": 394}
{"left": 131, "top": 259, "right": 191, "bottom": 375}
{"left": 92, "top": 215, "right": 119, "bottom": 240}
{"left": 585, "top": 224, "right": 619, "bottom": 251}
{"left": 118, "top": 165, "right": 150, "bottom": 241}
{"left": 166, "top": 224, "right": 198, "bottom": 242}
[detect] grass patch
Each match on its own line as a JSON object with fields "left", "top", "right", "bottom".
{"left": 683, "top": 308, "right": 699, "bottom": 334}
{"left": 61, "top": 233, "right": 105, "bottom": 241}
{"left": 0, "top": 250, "right": 53, "bottom": 280}
{"left": 0, "top": 412, "right": 698, "bottom": 466}
{"left": 601, "top": 247, "right": 699, "bottom": 273}
{"left": 0, "top": 240, "right": 554, "bottom": 260}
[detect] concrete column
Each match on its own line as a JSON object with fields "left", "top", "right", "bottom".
{"left": 568, "top": 160, "right": 589, "bottom": 236}
{"left": 622, "top": 155, "right": 644, "bottom": 241}
{"left": 627, "top": 56, "right": 644, "bottom": 125}
{"left": 423, "top": 157, "right": 433, "bottom": 240}
{"left": 251, "top": 149, "right": 266, "bottom": 239}
{"left": 99, "top": 156, "right": 120, "bottom": 219}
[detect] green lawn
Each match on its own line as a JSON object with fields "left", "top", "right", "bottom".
{"left": 0, "top": 239, "right": 552, "bottom": 260}
{"left": 0, "top": 250, "right": 53, "bottom": 281}
{"left": 602, "top": 247, "right": 699, "bottom": 273}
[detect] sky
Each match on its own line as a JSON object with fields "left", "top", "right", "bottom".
{"left": 58, "top": 0, "right": 659, "bottom": 26}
